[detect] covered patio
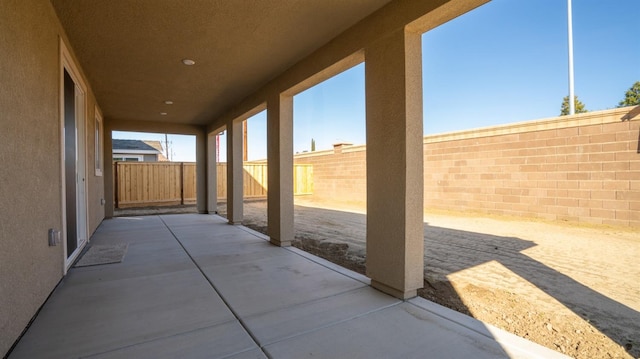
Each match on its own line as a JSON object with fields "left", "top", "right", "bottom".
{"left": 2, "top": 0, "right": 583, "bottom": 356}
{"left": 9, "top": 214, "right": 565, "bottom": 358}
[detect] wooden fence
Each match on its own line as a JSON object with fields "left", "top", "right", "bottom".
{"left": 216, "top": 163, "right": 313, "bottom": 200}
{"left": 294, "top": 164, "right": 314, "bottom": 195}
{"left": 114, "top": 162, "right": 313, "bottom": 208}
{"left": 114, "top": 162, "right": 197, "bottom": 208}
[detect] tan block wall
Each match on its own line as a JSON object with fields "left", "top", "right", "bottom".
{"left": 294, "top": 145, "right": 367, "bottom": 207}
{"left": 294, "top": 107, "right": 639, "bottom": 228}
{"left": 0, "top": 0, "right": 104, "bottom": 355}
{"left": 424, "top": 107, "right": 639, "bottom": 227}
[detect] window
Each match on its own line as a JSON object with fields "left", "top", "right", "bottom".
{"left": 112, "top": 155, "right": 142, "bottom": 162}
{"left": 94, "top": 107, "right": 103, "bottom": 176}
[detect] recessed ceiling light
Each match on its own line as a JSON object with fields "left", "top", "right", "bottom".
{"left": 160, "top": 112, "right": 167, "bottom": 116}
{"left": 164, "top": 100, "right": 173, "bottom": 105}
{"left": 182, "top": 59, "right": 195, "bottom": 66}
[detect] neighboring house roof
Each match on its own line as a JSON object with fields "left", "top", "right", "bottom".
{"left": 112, "top": 139, "right": 169, "bottom": 161}
{"left": 112, "top": 139, "right": 161, "bottom": 154}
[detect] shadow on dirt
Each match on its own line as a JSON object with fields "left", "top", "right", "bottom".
{"left": 423, "top": 224, "right": 638, "bottom": 356}
{"left": 229, "top": 201, "right": 637, "bottom": 358}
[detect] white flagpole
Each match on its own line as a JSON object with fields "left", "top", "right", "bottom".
{"left": 568, "top": 0, "right": 575, "bottom": 115}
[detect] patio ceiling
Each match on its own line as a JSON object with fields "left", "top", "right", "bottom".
{"left": 50, "top": 0, "right": 393, "bottom": 125}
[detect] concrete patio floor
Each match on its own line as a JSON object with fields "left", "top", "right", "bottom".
{"left": 8, "top": 214, "right": 567, "bottom": 359}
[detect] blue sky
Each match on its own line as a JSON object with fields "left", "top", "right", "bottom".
{"left": 423, "top": 0, "right": 639, "bottom": 133}
{"left": 115, "top": 0, "right": 640, "bottom": 162}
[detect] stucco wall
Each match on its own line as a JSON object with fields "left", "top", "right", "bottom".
{"left": 83, "top": 96, "right": 105, "bottom": 240}
{"left": 87, "top": 102, "right": 106, "bottom": 234}
{"left": 0, "top": 0, "right": 103, "bottom": 355}
{"left": 294, "top": 107, "right": 639, "bottom": 227}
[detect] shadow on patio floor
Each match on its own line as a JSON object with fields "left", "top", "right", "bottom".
{"left": 224, "top": 200, "right": 638, "bottom": 359}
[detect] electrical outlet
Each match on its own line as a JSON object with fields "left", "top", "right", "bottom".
{"left": 48, "top": 229, "right": 61, "bottom": 246}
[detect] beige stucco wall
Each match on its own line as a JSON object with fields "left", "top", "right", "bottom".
{"left": 87, "top": 98, "right": 106, "bottom": 239}
{"left": 0, "top": 0, "right": 103, "bottom": 355}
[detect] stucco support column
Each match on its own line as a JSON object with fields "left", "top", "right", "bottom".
{"left": 226, "top": 120, "right": 243, "bottom": 224}
{"left": 103, "top": 122, "right": 114, "bottom": 219}
{"left": 207, "top": 133, "right": 218, "bottom": 214}
{"left": 196, "top": 129, "right": 208, "bottom": 214}
{"left": 365, "top": 28, "right": 424, "bottom": 299}
{"left": 267, "top": 94, "right": 294, "bottom": 246}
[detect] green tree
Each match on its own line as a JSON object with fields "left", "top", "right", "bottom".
{"left": 618, "top": 81, "right": 640, "bottom": 107}
{"left": 560, "top": 95, "right": 587, "bottom": 116}
{"left": 311, "top": 138, "right": 316, "bottom": 151}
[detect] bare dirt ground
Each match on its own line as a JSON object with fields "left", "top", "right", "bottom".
{"left": 213, "top": 199, "right": 640, "bottom": 359}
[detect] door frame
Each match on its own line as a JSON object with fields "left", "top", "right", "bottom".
{"left": 59, "top": 38, "right": 89, "bottom": 273}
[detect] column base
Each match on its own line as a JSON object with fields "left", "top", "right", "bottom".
{"left": 270, "top": 237, "right": 291, "bottom": 247}
{"left": 371, "top": 279, "right": 418, "bottom": 300}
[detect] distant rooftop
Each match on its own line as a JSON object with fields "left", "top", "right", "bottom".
{"left": 112, "top": 139, "right": 159, "bottom": 152}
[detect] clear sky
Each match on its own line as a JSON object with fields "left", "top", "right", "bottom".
{"left": 115, "top": 0, "right": 640, "bottom": 162}
{"left": 423, "top": 0, "right": 640, "bottom": 134}
{"left": 110, "top": 131, "right": 197, "bottom": 162}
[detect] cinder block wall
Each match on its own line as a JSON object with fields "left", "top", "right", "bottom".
{"left": 293, "top": 107, "right": 639, "bottom": 227}
{"left": 294, "top": 144, "right": 367, "bottom": 207}
{"left": 424, "top": 107, "right": 639, "bottom": 227}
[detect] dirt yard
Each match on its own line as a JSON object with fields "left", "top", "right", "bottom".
{"left": 213, "top": 199, "right": 639, "bottom": 359}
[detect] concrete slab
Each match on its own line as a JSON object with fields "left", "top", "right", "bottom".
{"left": 87, "top": 321, "right": 258, "bottom": 359}
{"left": 244, "top": 286, "right": 400, "bottom": 345}
{"left": 158, "top": 213, "right": 227, "bottom": 227}
{"left": 68, "top": 245, "right": 194, "bottom": 285}
{"left": 225, "top": 348, "right": 269, "bottom": 359}
{"left": 9, "top": 269, "right": 235, "bottom": 358}
{"left": 408, "top": 298, "right": 569, "bottom": 359}
{"left": 8, "top": 214, "right": 569, "bottom": 359}
{"left": 186, "top": 241, "right": 289, "bottom": 268}
{"left": 168, "top": 224, "right": 266, "bottom": 247}
{"left": 175, "top": 227, "right": 265, "bottom": 241}
{"left": 176, "top": 232, "right": 267, "bottom": 253}
{"left": 286, "top": 246, "right": 370, "bottom": 284}
{"left": 95, "top": 216, "right": 167, "bottom": 232}
{"left": 200, "top": 250, "right": 366, "bottom": 317}
{"left": 264, "top": 302, "right": 513, "bottom": 358}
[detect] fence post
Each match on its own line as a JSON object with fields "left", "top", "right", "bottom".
{"left": 180, "top": 162, "right": 184, "bottom": 205}
{"left": 114, "top": 161, "right": 119, "bottom": 208}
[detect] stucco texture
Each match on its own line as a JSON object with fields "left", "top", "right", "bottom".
{"left": 0, "top": 0, "right": 103, "bottom": 355}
